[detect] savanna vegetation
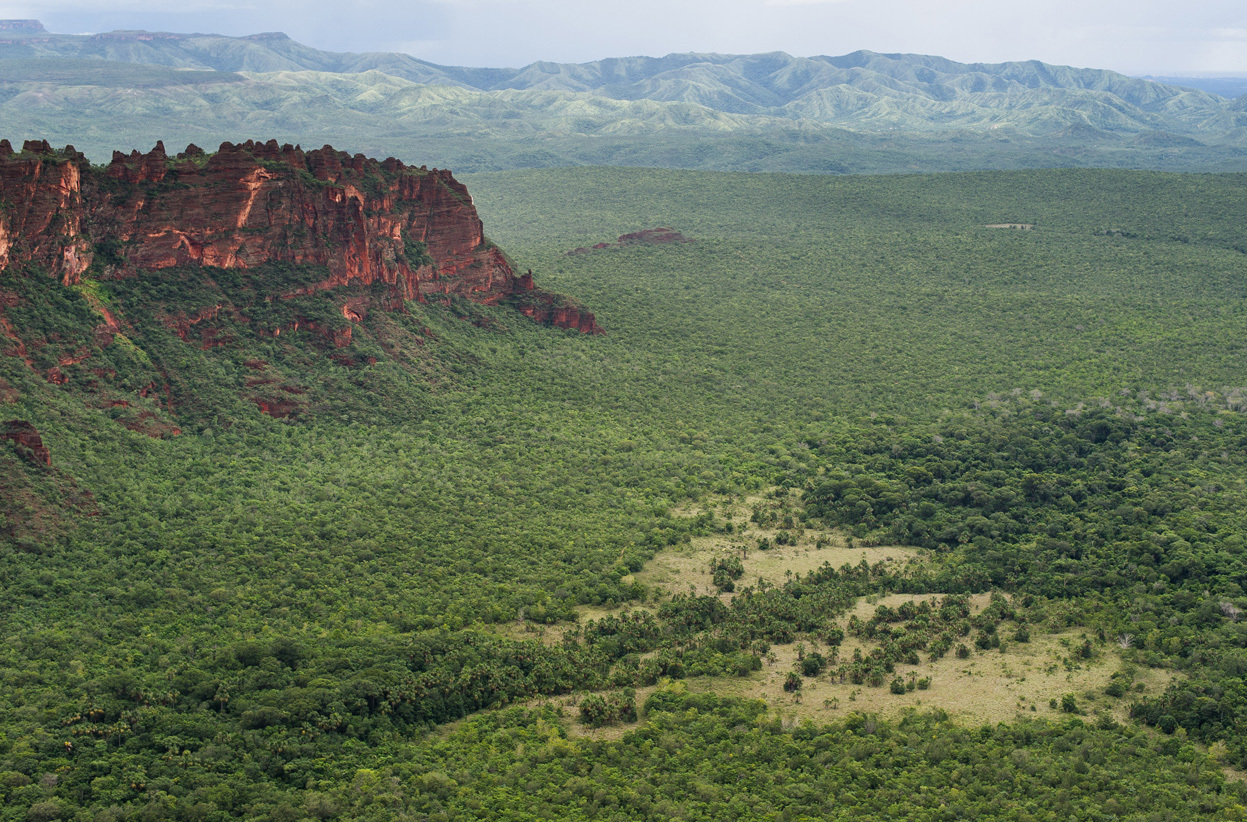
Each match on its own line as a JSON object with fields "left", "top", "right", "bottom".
{"left": 3, "top": 166, "right": 1247, "bottom": 819}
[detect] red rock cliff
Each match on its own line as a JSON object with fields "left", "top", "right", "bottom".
{"left": 0, "top": 138, "right": 599, "bottom": 332}
{"left": 2, "top": 419, "right": 51, "bottom": 465}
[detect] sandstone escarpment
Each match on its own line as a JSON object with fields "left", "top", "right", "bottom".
{"left": 0, "top": 139, "right": 602, "bottom": 439}
{"left": 0, "top": 138, "right": 598, "bottom": 332}
{"left": 513, "top": 272, "right": 602, "bottom": 334}
{"left": 0, "top": 140, "right": 91, "bottom": 284}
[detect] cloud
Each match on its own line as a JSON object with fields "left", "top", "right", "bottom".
{"left": 8, "top": 0, "right": 1247, "bottom": 72}
{"left": 29, "top": 1, "right": 450, "bottom": 52}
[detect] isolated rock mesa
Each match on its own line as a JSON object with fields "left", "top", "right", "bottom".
{"left": 0, "top": 138, "right": 600, "bottom": 333}
{"left": 567, "top": 227, "right": 693, "bottom": 255}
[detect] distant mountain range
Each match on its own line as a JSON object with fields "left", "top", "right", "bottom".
{"left": 2, "top": 20, "right": 1246, "bottom": 173}
{"left": 1143, "top": 76, "right": 1247, "bottom": 99}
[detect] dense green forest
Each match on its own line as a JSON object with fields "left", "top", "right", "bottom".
{"left": 4, "top": 167, "right": 1247, "bottom": 819}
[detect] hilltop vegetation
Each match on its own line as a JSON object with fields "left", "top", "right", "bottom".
{"left": 4, "top": 165, "right": 1247, "bottom": 819}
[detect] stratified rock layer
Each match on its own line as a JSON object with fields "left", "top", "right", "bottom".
{"left": 0, "top": 138, "right": 599, "bottom": 332}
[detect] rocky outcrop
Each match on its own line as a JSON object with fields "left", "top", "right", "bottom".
{"left": 516, "top": 295, "right": 601, "bottom": 334}
{"left": 0, "top": 139, "right": 598, "bottom": 331}
{"left": 510, "top": 269, "right": 602, "bottom": 334}
{"left": 0, "top": 20, "right": 46, "bottom": 34}
{"left": 3, "top": 420, "right": 50, "bottom": 465}
{"left": 0, "top": 140, "right": 91, "bottom": 284}
{"left": 568, "top": 227, "right": 692, "bottom": 255}
{"left": 1, "top": 415, "right": 98, "bottom": 544}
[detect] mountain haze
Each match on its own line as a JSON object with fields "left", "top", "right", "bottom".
{"left": 3, "top": 22, "right": 1247, "bottom": 172}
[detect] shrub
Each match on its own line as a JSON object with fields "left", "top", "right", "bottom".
{"left": 579, "top": 690, "right": 637, "bottom": 727}
{"left": 710, "top": 555, "right": 745, "bottom": 592}
{"left": 800, "top": 652, "right": 826, "bottom": 677}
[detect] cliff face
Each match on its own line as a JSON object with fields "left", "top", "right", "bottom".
{"left": 0, "top": 141, "right": 91, "bottom": 282}
{"left": 0, "top": 139, "right": 603, "bottom": 540}
{"left": 0, "top": 138, "right": 598, "bottom": 331}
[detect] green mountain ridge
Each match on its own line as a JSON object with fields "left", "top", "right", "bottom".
{"left": 3, "top": 22, "right": 1247, "bottom": 173}
{"left": 0, "top": 28, "right": 1231, "bottom": 130}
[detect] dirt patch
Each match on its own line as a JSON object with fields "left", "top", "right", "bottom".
{"left": 495, "top": 493, "right": 925, "bottom": 646}
{"left": 118, "top": 409, "right": 182, "bottom": 439}
{"left": 984, "top": 223, "right": 1034, "bottom": 229}
{"left": 490, "top": 618, "right": 579, "bottom": 647}
{"left": 634, "top": 538, "right": 916, "bottom": 603}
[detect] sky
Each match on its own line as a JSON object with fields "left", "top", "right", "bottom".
{"left": 13, "top": 0, "right": 1247, "bottom": 74}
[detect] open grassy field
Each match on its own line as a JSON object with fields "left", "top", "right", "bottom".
{"left": 509, "top": 490, "right": 1177, "bottom": 733}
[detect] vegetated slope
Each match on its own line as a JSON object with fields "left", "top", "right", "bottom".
{"left": 4, "top": 164, "right": 1247, "bottom": 819}
{"left": 464, "top": 50, "right": 1235, "bottom": 137}
{"left": 0, "top": 60, "right": 874, "bottom": 173}
{"left": 0, "top": 137, "right": 596, "bottom": 542}
{"left": 4, "top": 22, "right": 1247, "bottom": 173}
{"left": 0, "top": 26, "right": 1229, "bottom": 133}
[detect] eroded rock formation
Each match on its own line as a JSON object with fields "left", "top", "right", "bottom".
{"left": 0, "top": 138, "right": 599, "bottom": 332}
{"left": 2, "top": 419, "right": 50, "bottom": 465}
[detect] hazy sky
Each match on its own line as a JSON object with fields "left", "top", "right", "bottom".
{"left": 14, "top": 0, "right": 1247, "bottom": 74}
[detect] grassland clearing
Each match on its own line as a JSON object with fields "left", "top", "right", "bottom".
{"left": 653, "top": 493, "right": 922, "bottom": 601}
{"left": 692, "top": 625, "right": 1174, "bottom": 726}
{"left": 504, "top": 492, "right": 1178, "bottom": 732}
